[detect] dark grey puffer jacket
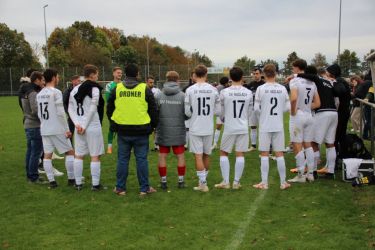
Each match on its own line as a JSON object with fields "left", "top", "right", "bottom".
{"left": 155, "top": 82, "right": 186, "bottom": 146}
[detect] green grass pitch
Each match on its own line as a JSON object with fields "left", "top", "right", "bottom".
{"left": 0, "top": 96, "right": 374, "bottom": 249}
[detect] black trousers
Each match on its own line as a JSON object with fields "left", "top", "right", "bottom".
{"left": 335, "top": 111, "right": 350, "bottom": 158}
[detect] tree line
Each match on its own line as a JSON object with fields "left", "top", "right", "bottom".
{"left": 0, "top": 21, "right": 373, "bottom": 78}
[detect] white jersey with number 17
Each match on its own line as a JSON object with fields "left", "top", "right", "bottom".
{"left": 255, "top": 82, "right": 290, "bottom": 133}
{"left": 220, "top": 85, "right": 252, "bottom": 135}
{"left": 185, "top": 83, "right": 220, "bottom": 136}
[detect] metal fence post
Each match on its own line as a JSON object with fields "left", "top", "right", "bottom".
{"left": 371, "top": 106, "right": 374, "bottom": 155}
{"left": 9, "top": 68, "right": 13, "bottom": 96}
{"left": 102, "top": 66, "right": 105, "bottom": 81}
{"left": 359, "top": 102, "right": 363, "bottom": 138}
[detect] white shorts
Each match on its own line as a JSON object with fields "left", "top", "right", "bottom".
{"left": 216, "top": 116, "right": 223, "bottom": 125}
{"left": 189, "top": 134, "right": 213, "bottom": 155}
{"left": 220, "top": 133, "right": 249, "bottom": 153}
{"left": 74, "top": 127, "right": 104, "bottom": 157}
{"left": 313, "top": 111, "right": 338, "bottom": 144}
{"left": 259, "top": 131, "right": 285, "bottom": 152}
{"left": 42, "top": 134, "right": 73, "bottom": 154}
{"left": 289, "top": 111, "right": 314, "bottom": 143}
{"left": 249, "top": 111, "right": 259, "bottom": 127}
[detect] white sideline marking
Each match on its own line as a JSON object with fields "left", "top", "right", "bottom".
{"left": 225, "top": 190, "right": 267, "bottom": 250}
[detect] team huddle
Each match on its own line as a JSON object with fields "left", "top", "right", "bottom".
{"left": 24, "top": 59, "right": 345, "bottom": 194}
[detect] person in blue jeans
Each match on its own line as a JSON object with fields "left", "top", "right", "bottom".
{"left": 19, "top": 71, "right": 45, "bottom": 183}
{"left": 107, "top": 64, "right": 159, "bottom": 196}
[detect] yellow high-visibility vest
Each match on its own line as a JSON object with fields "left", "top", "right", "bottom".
{"left": 111, "top": 82, "right": 150, "bottom": 125}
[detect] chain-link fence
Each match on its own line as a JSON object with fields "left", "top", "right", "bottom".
{"left": 0, "top": 65, "right": 235, "bottom": 96}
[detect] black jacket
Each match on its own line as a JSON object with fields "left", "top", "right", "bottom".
{"left": 106, "top": 77, "right": 158, "bottom": 136}
{"left": 335, "top": 77, "right": 351, "bottom": 115}
{"left": 297, "top": 74, "right": 337, "bottom": 112}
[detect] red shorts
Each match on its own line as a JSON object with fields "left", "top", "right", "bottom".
{"left": 159, "top": 145, "right": 185, "bottom": 155}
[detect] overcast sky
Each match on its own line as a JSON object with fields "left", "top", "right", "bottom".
{"left": 1, "top": 0, "right": 374, "bottom": 66}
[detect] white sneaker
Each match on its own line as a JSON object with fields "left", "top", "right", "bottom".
{"left": 232, "top": 182, "right": 242, "bottom": 190}
{"left": 214, "top": 181, "right": 230, "bottom": 189}
{"left": 248, "top": 146, "right": 257, "bottom": 152}
{"left": 53, "top": 167, "right": 64, "bottom": 177}
{"left": 52, "top": 152, "right": 64, "bottom": 160}
{"left": 193, "top": 183, "right": 209, "bottom": 192}
{"left": 280, "top": 182, "right": 291, "bottom": 190}
{"left": 288, "top": 175, "right": 306, "bottom": 183}
{"left": 306, "top": 173, "right": 315, "bottom": 182}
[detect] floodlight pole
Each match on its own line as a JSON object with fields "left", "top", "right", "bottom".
{"left": 43, "top": 4, "right": 49, "bottom": 68}
{"left": 146, "top": 38, "right": 150, "bottom": 78}
{"left": 337, "top": 0, "right": 342, "bottom": 65}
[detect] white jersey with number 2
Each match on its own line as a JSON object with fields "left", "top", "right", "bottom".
{"left": 254, "top": 82, "right": 290, "bottom": 132}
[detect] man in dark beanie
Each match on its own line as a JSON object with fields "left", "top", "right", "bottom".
{"left": 326, "top": 64, "right": 351, "bottom": 160}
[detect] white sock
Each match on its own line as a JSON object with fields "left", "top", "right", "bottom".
{"left": 186, "top": 131, "right": 189, "bottom": 146}
{"left": 43, "top": 159, "right": 55, "bottom": 182}
{"left": 295, "top": 151, "right": 305, "bottom": 175}
{"left": 178, "top": 176, "right": 184, "bottom": 182}
{"left": 234, "top": 157, "right": 245, "bottom": 184}
{"left": 326, "top": 147, "right": 336, "bottom": 173}
{"left": 65, "top": 155, "right": 74, "bottom": 180}
{"left": 90, "top": 161, "right": 101, "bottom": 186}
{"left": 161, "top": 176, "right": 167, "bottom": 182}
{"left": 74, "top": 159, "right": 83, "bottom": 185}
{"left": 250, "top": 129, "right": 257, "bottom": 146}
{"left": 305, "top": 147, "right": 314, "bottom": 174}
{"left": 214, "top": 129, "right": 221, "bottom": 145}
{"left": 314, "top": 151, "right": 320, "bottom": 171}
{"left": 260, "top": 156, "right": 269, "bottom": 184}
{"left": 219, "top": 156, "right": 230, "bottom": 184}
{"left": 205, "top": 170, "right": 209, "bottom": 178}
{"left": 196, "top": 170, "right": 206, "bottom": 184}
{"left": 108, "top": 143, "right": 112, "bottom": 148}
{"left": 276, "top": 156, "right": 286, "bottom": 184}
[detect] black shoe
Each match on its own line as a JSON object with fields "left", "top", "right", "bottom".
{"left": 49, "top": 181, "right": 58, "bottom": 189}
{"left": 313, "top": 171, "right": 318, "bottom": 180}
{"left": 320, "top": 173, "right": 335, "bottom": 180}
{"left": 91, "top": 184, "right": 103, "bottom": 191}
{"left": 160, "top": 182, "right": 168, "bottom": 190}
{"left": 29, "top": 177, "right": 48, "bottom": 184}
{"left": 178, "top": 181, "right": 185, "bottom": 189}
{"left": 68, "top": 179, "right": 75, "bottom": 186}
{"left": 75, "top": 184, "right": 83, "bottom": 191}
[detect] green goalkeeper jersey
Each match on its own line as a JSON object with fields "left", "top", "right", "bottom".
{"left": 105, "top": 81, "right": 117, "bottom": 102}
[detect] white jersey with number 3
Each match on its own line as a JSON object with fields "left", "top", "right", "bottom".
{"left": 255, "top": 82, "right": 290, "bottom": 132}
{"left": 185, "top": 83, "right": 220, "bottom": 136}
{"left": 37, "top": 87, "right": 69, "bottom": 136}
{"left": 289, "top": 77, "right": 317, "bottom": 113}
{"left": 220, "top": 85, "right": 252, "bottom": 135}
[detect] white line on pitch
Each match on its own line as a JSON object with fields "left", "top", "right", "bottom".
{"left": 225, "top": 190, "right": 267, "bottom": 250}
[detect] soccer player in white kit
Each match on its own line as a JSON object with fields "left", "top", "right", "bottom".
{"left": 68, "top": 65, "right": 105, "bottom": 191}
{"left": 211, "top": 76, "right": 229, "bottom": 150}
{"left": 253, "top": 64, "right": 291, "bottom": 190}
{"left": 288, "top": 59, "right": 321, "bottom": 183}
{"left": 37, "top": 69, "right": 75, "bottom": 188}
{"left": 214, "top": 67, "right": 252, "bottom": 190}
{"left": 185, "top": 65, "right": 220, "bottom": 192}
